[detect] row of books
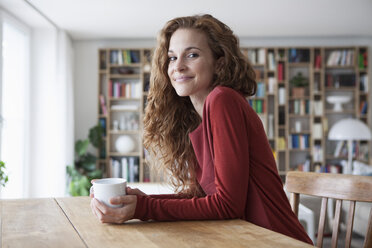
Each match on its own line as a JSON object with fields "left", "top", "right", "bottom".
{"left": 358, "top": 51, "right": 368, "bottom": 69}
{"left": 288, "top": 134, "right": 310, "bottom": 149}
{"left": 314, "top": 54, "right": 322, "bottom": 69}
{"left": 277, "top": 137, "right": 286, "bottom": 150}
{"left": 247, "top": 49, "right": 265, "bottom": 64}
{"left": 334, "top": 140, "right": 370, "bottom": 160}
{"left": 99, "top": 117, "right": 107, "bottom": 136}
{"left": 289, "top": 99, "right": 310, "bottom": 115}
{"left": 288, "top": 49, "right": 310, "bottom": 63}
{"left": 267, "top": 52, "right": 276, "bottom": 70}
{"left": 360, "top": 101, "right": 368, "bottom": 115}
{"left": 295, "top": 157, "right": 311, "bottom": 172}
{"left": 110, "top": 157, "right": 139, "bottom": 182}
{"left": 109, "top": 80, "right": 142, "bottom": 98}
{"left": 314, "top": 164, "right": 342, "bottom": 173}
{"left": 326, "top": 74, "right": 355, "bottom": 88}
{"left": 312, "top": 101, "right": 323, "bottom": 116}
{"left": 312, "top": 145, "right": 323, "bottom": 162}
{"left": 110, "top": 50, "right": 141, "bottom": 65}
{"left": 326, "top": 50, "right": 355, "bottom": 66}
{"left": 360, "top": 74, "right": 369, "bottom": 92}
{"left": 255, "top": 82, "right": 265, "bottom": 97}
{"left": 99, "top": 94, "right": 108, "bottom": 115}
{"left": 277, "top": 63, "right": 285, "bottom": 81}
{"left": 248, "top": 99, "right": 265, "bottom": 114}
{"left": 312, "top": 123, "right": 323, "bottom": 140}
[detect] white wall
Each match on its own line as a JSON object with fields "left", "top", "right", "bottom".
{"left": 73, "top": 36, "right": 372, "bottom": 145}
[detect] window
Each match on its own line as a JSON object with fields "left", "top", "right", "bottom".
{"left": 0, "top": 14, "right": 30, "bottom": 198}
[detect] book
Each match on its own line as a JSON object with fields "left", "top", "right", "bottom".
{"left": 121, "top": 157, "right": 129, "bottom": 181}
{"left": 334, "top": 141, "right": 345, "bottom": 157}
{"left": 258, "top": 49, "right": 265, "bottom": 64}
{"left": 268, "top": 52, "right": 275, "bottom": 70}
{"left": 268, "top": 77, "right": 276, "bottom": 93}
{"left": 278, "top": 88, "right": 286, "bottom": 105}
{"left": 108, "top": 80, "right": 113, "bottom": 97}
{"left": 314, "top": 54, "right": 321, "bottom": 68}
{"left": 312, "top": 123, "right": 322, "bottom": 139}
{"left": 99, "top": 94, "right": 107, "bottom": 115}
{"left": 360, "top": 101, "right": 368, "bottom": 115}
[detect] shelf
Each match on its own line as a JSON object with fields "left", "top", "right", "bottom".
{"left": 325, "top": 65, "right": 355, "bottom": 69}
{"left": 110, "top": 63, "right": 142, "bottom": 67}
{"left": 110, "top": 109, "right": 140, "bottom": 113}
{"left": 288, "top": 114, "right": 310, "bottom": 118}
{"left": 109, "top": 152, "right": 141, "bottom": 157}
{"left": 289, "top": 96, "right": 310, "bottom": 100}
{"left": 324, "top": 87, "right": 356, "bottom": 91}
{"left": 109, "top": 130, "right": 140, "bottom": 135}
{"left": 109, "top": 97, "right": 141, "bottom": 101}
{"left": 288, "top": 62, "right": 311, "bottom": 67}
{"left": 289, "top": 131, "right": 311, "bottom": 134}
{"left": 109, "top": 74, "right": 141, "bottom": 79}
{"left": 325, "top": 110, "right": 355, "bottom": 114}
{"left": 289, "top": 148, "right": 311, "bottom": 152}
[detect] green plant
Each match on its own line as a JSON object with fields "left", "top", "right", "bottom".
{"left": 0, "top": 161, "right": 8, "bottom": 187}
{"left": 66, "top": 124, "right": 104, "bottom": 196}
{"left": 290, "top": 72, "right": 309, "bottom": 87}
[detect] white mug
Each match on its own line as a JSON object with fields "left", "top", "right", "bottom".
{"left": 93, "top": 178, "right": 127, "bottom": 208}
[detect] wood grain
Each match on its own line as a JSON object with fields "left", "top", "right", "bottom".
{"left": 0, "top": 198, "right": 85, "bottom": 248}
{"left": 56, "top": 197, "right": 313, "bottom": 248}
{"left": 286, "top": 171, "right": 372, "bottom": 248}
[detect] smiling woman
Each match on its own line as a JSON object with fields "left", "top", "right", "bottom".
{"left": 89, "top": 14, "right": 312, "bottom": 245}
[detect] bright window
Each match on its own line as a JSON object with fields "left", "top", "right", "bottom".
{"left": 0, "top": 16, "right": 30, "bottom": 198}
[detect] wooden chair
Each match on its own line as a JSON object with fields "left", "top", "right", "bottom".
{"left": 285, "top": 171, "right": 372, "bottom": 248}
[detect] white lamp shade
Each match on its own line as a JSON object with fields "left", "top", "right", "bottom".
{"left": 328, "top": 118, "right": 372, "bottom": 141}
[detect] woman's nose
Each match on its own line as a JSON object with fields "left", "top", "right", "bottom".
{"left": 174, "top": 57, "right": 186, "bottom": 72}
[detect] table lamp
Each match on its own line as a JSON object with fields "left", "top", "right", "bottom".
{"left": 328, "top": 118, "right": 372, "bottom": 174}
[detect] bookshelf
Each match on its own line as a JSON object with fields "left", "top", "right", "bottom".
{"left": 97, "top": 46, "right": 370, "bottom": 183}
{"left": 98, "top": 48, "right": 153, "bottom": 183}
{"left": 245, "top": 46, "right": 370, "bottom": 179}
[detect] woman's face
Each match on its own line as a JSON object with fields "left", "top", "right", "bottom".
{"left": 167, "top": 28, "right": 216, "bottom": 101}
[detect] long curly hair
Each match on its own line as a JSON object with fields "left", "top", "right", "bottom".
{"left": 143, "top": 14, "right": 257, "bottom": 196}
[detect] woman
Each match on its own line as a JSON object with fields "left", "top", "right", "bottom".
{"left": 90, "top": 14, "right": 312, "bottom": 245}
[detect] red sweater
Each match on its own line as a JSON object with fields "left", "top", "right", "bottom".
{"left": 134, "top": 86, "right": 312, "bottom": 244}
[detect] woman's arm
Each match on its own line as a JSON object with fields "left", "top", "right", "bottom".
{"left": 134, "top": 90, "right": 252, "bottom": 221}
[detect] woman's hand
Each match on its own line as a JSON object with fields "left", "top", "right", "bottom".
{"left": 126, "top": 186, "right": 147, "bottom": 196}
{"left": 89, "top": 184, "right": 147, "bottom": 224}
{"left": 90, "top": 195, "right": 137, "bottom": 224}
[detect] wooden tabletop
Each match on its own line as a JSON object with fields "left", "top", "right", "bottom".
{"left": 0, "top": 197, "right": 313, "bottom": 248}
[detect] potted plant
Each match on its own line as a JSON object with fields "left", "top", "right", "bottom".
{"left": 0, "top": 160, "right": 8, "bottom": 187}
{"left": 66, "top": 124, "right": 104, "bottom": 196}
{"left": 290, "top": 72, "right": 309, "bottom": 97}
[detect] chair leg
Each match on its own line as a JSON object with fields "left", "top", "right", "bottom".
{"left": 363, "top": 208, "right": 372, "bottom": 248}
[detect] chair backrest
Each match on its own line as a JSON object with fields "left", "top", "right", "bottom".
{"left": 285, "top": 171, "right": 372, "bottom": 248}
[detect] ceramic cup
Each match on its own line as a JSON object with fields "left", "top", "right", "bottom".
{"left": 93, "top": 178, "right": 127, "bottom": 208}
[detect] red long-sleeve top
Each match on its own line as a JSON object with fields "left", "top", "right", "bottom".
{"left": 134, "top": 86, "right": 312, "bottom": 244}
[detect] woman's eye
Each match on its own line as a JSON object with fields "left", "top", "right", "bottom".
{"left": 168, "top": 56, "right": 176, "bottom": 61}
{"left": 188, "top": 53, "right": 199, "bottom": 58}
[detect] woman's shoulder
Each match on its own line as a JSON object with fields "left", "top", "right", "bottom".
{"left": 207, "top": 86, "right": 245, "bottom": 106}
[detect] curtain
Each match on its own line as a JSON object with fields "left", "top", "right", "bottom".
{"left": 27, "top": 29, "right": 74, "bottom": 197}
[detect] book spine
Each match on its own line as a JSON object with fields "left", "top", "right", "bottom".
{"left": 99, "top": 94, "right": 107, "bottom": 115}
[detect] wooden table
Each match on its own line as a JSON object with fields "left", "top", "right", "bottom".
{"left": 0, "top": 197, "right": 313, "bottom": 247}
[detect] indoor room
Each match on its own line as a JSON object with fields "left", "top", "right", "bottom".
{"left": 0, "top": 0, "right": 371, "bottom": 247}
